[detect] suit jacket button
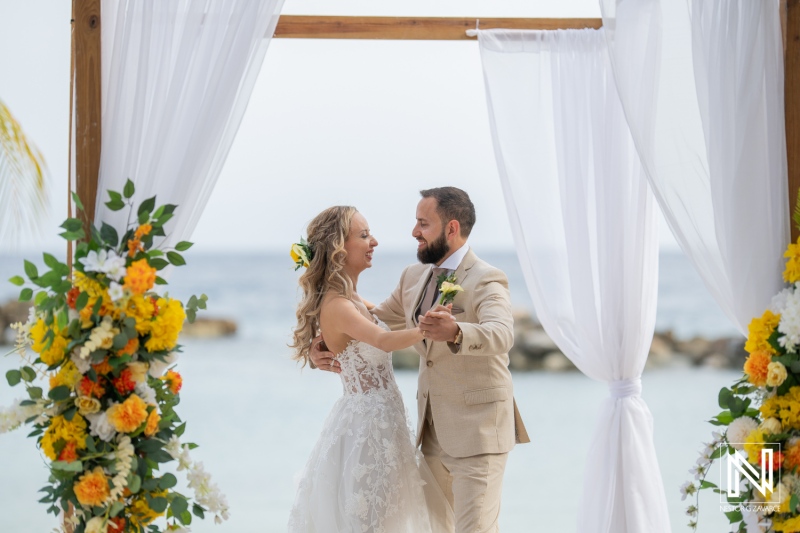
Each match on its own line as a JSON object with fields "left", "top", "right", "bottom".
{"left": 426, "top": 360, "right": 433, "bottom": 367}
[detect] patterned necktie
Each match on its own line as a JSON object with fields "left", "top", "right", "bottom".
{"left": 419, "top": 267, "right": 449, "bottom": 318}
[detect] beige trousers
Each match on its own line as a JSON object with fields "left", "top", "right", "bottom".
{"left": 421, "top": 417, "right": 509, "bottom": 533}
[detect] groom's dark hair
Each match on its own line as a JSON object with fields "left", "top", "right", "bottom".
{"left": 419, "top": 186, "right": 476, "bottom": 238}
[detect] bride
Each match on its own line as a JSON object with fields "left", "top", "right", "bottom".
{"left": 287, "top": 206, "right": 450, "bottom": 533}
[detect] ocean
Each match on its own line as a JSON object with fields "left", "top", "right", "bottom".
{"left": 0, "top": 250, "right": 742, "bottom": 532}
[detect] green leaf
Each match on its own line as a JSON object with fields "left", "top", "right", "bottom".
{"left": 8, "top": 275, "right": 24, "bottom": 286}
{"left": 28, "top": 386, "right": 43, "bottom": 400}
{"left": 105, "top": 198, "right": 126, "bottom": 212}
{"left": 75, "top": 291, "right": 89, "bottom": 312}
{"left": 179, "top": 510, "right": 193, "bottom": 526}
{"left": 109, "top": 501, "right": 124, "bottom": 518}
{"left": 155, "top": 276, "right": 168, "bottom": 285}
{"left": 711, "top": 445, "right": 729, "bottom": 459}
{"left": 174, "top": 241, "right": 193, "bottom": 252}
{"left": 51, "top": 460, "right": 83, "bottom": 472}
{"left": 149, "top": 258, "right": 169, "bottom": 270}
{"left": 19, "top": 287, "right": 33, "bottom": 302}
{"left": 148, "top": 496, "right": 168, "bottom": 514}
{"left": 71, "top": 191, "right": 85, "bottom": 211}
{"left": 700, "top": 480, "right": 718, "bottom": 489}
{"left": 6, "top": 370, "right": 21, "bottom": 387}
{"left": 34, "top": 291, "right": 48, "bottom": 306}
{"left": 60, "top": 218, "right": 83, "bottom": 233}
{"left": 43, "top": 253, "right": 60, "bottom": 270}
{"left": 112, "top": 331, "right": 129, "bottom": 351}
{"left": 100, "top": 223, "right": 119, "bottom": 247}
{"left": 186, "top": 309, "right": 196, "bottom": 323}
{"left": 167, "top": 251, "right": 185, "bottom": 266}
{"left": 792, "top": 494, "right": 799, "bottom": 512}
{"left": 59, "top": 229, "right": 86, "bottom": 241}
{"left": 85, "top": 435, "right": 97, "bottom": 453}
{"left": 24, "top": 260, "right": 38, "bottom": 280}
{"left": 159, "top": 473, "right": 178, "bottom": 490}
{"left": 138, "top": 196, "right": 156, "bottom": 217}
{"left": 724, "top": 510, "right": 743, "bottom": 523}
{"left": 192, "top": 504, "right": 205, "bottom": 519}
{"left": 128, "top": 474, "right": 142, "bottom": 494}
{"left": 123, "top": 180, "right": 135, "bottom": 199}
{"left": 20, "top": 366, "right": 36, "bottom": 382}
{"left": 48, "top": 385, "right": 71, "bottom": 401}
{"left": 170, "top": 495, "right": 188, "bottom": 516}
{"left": 63, "top": 406, "right": 77, "bottom": 422}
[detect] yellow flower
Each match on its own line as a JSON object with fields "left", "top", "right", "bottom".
{"left": 744, "top": 429, "right": 766, "bottom": 465}
{"left": 784, "top": 237, "right": 800, "bottom": 283}
{"left": 30, "top": 319, "right": 69, "bottom": 366}
{"left": 126, "top": 294, "right": 156, "bottom": 335}
{"left": 129, "top": 490, "right": 168, "bottom": 527}
{"left": 144, "top": 298, "right": 185, "bottom": 352}
{"left": 767, "top": 361, "right": 789, "bottom": 388}
{"left": 773, "top": 514, "right": 800, "bottom": 532}
{"left": 761, "top": 386, "right": 800, "bottom": 431}
{"left": 40, "top": 414, "right": 88, "bottom": 461}
{"left": 127, "top": 362, "right": 149, "bottom": 384}
{"left": 107, "top": 394, "right": 149, "bottom": 433}
{"left": 73, "top": 271, "right": 115, "bottom": 325}
{"left": 49, "top": 360, "right": 82, "bottom": 391}
{"left": 74, "top": 466, "right": 110, "bottom": 507}
{"left": 144, "top": 409, "right": 160, "bottom": 437}
{"left": 291, "top": 243, "right": 310, "bottom": 269}
{"left": 124, "top": 259, "right": 157, "bottom": 295}
{"left": 134, "top": 223, "right": 152, "bottom": 239}
{"left": 74, "top": 396, "right": 102, "bottom": 416}
{"left": 745, "top": 309, "right": 781, "bottom": 355}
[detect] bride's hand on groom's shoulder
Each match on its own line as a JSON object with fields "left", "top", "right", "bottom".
{"left": 310, "top": 335, "right": 341, "bottom": 373}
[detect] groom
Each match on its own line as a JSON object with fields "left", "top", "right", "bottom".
{"left": 311, "top": 186, "right": 529, "bottom": 532}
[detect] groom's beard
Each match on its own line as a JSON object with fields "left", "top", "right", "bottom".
{"left": 417, "top": 231, "right": 449, "bottom": 264}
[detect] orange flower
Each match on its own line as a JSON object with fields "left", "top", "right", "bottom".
{"left": 74, "top": 466, "right": 110, "bottom": 507}
{"left": 78, "top": 375, "right": 107, "bottom": 399}
{"left": 761, "top": 450, "right": 785, "bottom": 471}
{"left": 135, "top": 224, "right": 152, "bottom": 239}
{"left": 92, "top": 358, "right": 113, "bottom": 376}
{"left": 58, "top": 441, "right": 79, "bottom": 463}
{"left": 66, "top": 287, "right": 81, "bottom": 309}
{"left": 107, "top": 517, "right": 126, "bottom": 532}
{"left": 107, "top": 394, "right": 148, "bottom": 433}
{"left": 162, "top": 370, "right": 183, "bottom": 395}
{"left": 112, "top": 368, "right": 137, "bottom": 395}
{"left": 118, "top": 337, "right": 139, "bottom": 357}
{"left": 123, "top": 259, "right": 156, "bottom": 295}
{"left": 127, "top": 238, "right": 143, "bottom": 258}
{"left": 744, "top": 350, "right": 773, "bottom": 387}
{"left": 144, "top": 409, "right": 160, "bottom": 437}
{"left": 785, "top": 442, "right": 800, "bottom": 470}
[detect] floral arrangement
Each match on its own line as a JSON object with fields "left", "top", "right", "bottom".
{"left": 684, "top": 207, "right": 800, "bottom": 533}
{"left": 0, "top": 180, "right": 226, "bottom": 533}
{"left": 290, "top": 239, "right": 313, "bottom": 271}
{"left": 436, "top": 272, "right": 463, "bottom": 306}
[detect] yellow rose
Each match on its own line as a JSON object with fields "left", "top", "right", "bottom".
{"left": 127, "top": 362, "right": 149, "bottom": 384}
{"left": 75, "top": 396, "right": 102, "bottom": 416}
{"left": 767, "top": 361, "right": 788, "bottom": 388}
{"left": 291, "top": 244, "right": 310, "bottom": 268}
{"left": 439, "top": 281, "right": 463, "bottom": 295}
{"left": 760, "top": 417, "right": 783, "bottom": 436}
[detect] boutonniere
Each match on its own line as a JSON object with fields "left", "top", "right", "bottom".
{"left": 291, "top": 238, "right": 313, "bottom": 270}
{"left": 436, "top": 272, "right": 464, "bottom": 306}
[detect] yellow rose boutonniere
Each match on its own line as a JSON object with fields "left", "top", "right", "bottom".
{"left": 437, "top": 272, "right": 464, "bottom": 306}
{"left": 291, "top": 238, "right": 314, "bottom": 271}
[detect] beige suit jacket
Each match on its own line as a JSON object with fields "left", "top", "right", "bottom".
{"left": 372, "top": 249, "right": 530, "bottom": 458}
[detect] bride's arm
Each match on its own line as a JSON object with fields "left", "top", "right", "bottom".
{"left": 325, "top": 298, "right": 423, "bottom": 352}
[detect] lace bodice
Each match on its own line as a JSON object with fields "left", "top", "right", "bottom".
{"left": 337, "top": 320, "right": 399, "bottom": 396}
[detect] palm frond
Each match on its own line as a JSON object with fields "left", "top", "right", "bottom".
{"left": 0, "top": 98, "right": 48, "bottom": 246}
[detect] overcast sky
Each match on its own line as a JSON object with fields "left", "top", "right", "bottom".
{"left": 0, "top": 0, "right": 680, "bottom": 254}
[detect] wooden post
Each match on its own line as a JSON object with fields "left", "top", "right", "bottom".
{"left": 72, "top": 0, "right": 102, "bottom": 231}
{"left": 787, "top": 0, "right": 800, "bottom": 241}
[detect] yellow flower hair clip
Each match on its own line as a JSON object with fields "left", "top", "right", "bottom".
{"left": 291, "top": 238, "right": 314, "bottom": 271}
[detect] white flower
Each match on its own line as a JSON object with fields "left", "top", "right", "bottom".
{"left": 85, "top": 517, "right": 105, "bottom": 533}
{"left": 779, "top": 288, "right": 800, "bottom": 352}
{"left": 108, "top": 435, "right": 135, "bottom": 500}
{"left": 86, "top": 411, "right": 117, "bottom": 442}
{"left": 685, "top": 505, "right": 697, "bottom": 517}
{"left": 79, "top": 316, "right": 118, "bottom": 359}
{"left": 188, "top": 461, "right": 230, "bottom": 522}
{"left": 135, "top": 382, "right": 157, "bottom": 406}
{"left": 81, "top": 249, "right": 127, "bottom": 281}
{"left": 771, "top": 287, "right": 794, "bottom": 314}
{"left": 689, "top": 462, "right": 707, "bottom": 480}
{"left": 726, "top": 417, "right": 759, "bottom": 450}
{"left": 680, "top": 481, "right": 697, "bottom": 501}
{"left": 742, "top": 506, "right": 771, "bottom": 533}
{"left": 149, "top": 352, "right": 179, "bottom": 378}
{"left": 108, "top": 281, "right": 125, "bottom": 302}
{"left": 767, "top": 482, "right": 789, "bottom": 514}
{"left": 711, "top": 430, "right": 723, "bottom": 444}
{"left": 0, "top": 399, "right": 46, "bottom": 434}
{"left": 70, "top": 348, "right": 92, "bottom": 374}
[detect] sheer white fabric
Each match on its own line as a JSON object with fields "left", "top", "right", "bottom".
{"left": 289, "top": 319, "right": 450, "bottom": 533}
{"left": 477, "top": 29, "right": 669, "bottom": 533}
{"left": 93, "top": 0, "right": 283, "bottom": 244}
{"left": 600, "top": 0, "right": 788, "bottom": 334}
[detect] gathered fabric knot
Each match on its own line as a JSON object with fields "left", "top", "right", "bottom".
{"left": 608, "top": 378, "right": 642, "bottom": 399}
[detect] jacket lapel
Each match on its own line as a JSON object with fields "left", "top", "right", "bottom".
{"left": 424, "top": 249, "right": 478, "bottom": 355}
{"left": 410, "top": 264, "right": 432, "bottom": 326}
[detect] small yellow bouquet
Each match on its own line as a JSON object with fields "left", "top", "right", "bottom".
{"left": 437, "top": 272, "right": 464, "bottom": 306}
{"left": 290, "top": 238, "right": 313, "bottom": 271}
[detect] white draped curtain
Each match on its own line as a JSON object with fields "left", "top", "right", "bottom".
{"left": 92, "top": 0, "right": 284, "bottom": 243}
{"left": 600, "top": 0, "right": 788, "bottom": 334}
{"left": 477, "top": 28, "right": 670, "bottom": 533}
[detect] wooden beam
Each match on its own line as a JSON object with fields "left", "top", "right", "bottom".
{"left": 787, "top": 0, "right": 800, "bottom": 241}
{"left": 72, "top": 0, "right": 102, "bottom": 231}
{"left": 273, "top": 15, "right": 602, "bottom": 40}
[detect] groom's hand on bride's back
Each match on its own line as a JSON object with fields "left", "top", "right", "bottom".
{"left": 310, "top": 335, "right": 341, "bottom": 373}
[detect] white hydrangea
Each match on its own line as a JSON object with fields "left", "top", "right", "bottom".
{"left": 778, "top": 288, "right": 800, "bottom": 353}
{"left": 81, "top": 249, "right": 127, "bottom": 281}
{"left": 86, "top": 411, "right": 117, "bottom": 442}
{"left": 770, "top": 286, "right": 795, "bottom": 314}
{"left": 726, "top": 417, "right": 759, "bottom": 450}
{"left": 135, "top": 382, "right": 157, "bottom": 406}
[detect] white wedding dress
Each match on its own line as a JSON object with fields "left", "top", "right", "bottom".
{"left": 288, "top": 320, "right": 447, "bottom": 533}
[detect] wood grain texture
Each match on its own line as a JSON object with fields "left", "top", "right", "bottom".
{"left": 72, "top": 0, "right": 101, "bottom": 231}
{"left": 273, "top": 15, "right": 602, "bottom": 40}
{"left": 788, "top": 0, "right": 800, "bottom": 241}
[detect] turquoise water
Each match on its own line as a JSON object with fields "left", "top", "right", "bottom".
{"left": 0, "top": 251, "right": 741, "bottom": 532}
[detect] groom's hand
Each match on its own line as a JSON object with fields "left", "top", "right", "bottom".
{"left": 310, "top": 335, "right": 341, "bottom": 373}
{"left": 419, "top": 306, "right": 458, "bottom": 343}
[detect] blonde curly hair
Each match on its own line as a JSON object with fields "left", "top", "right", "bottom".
{"left": 290, "top": 206, "right": 358, "bottom": 366}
